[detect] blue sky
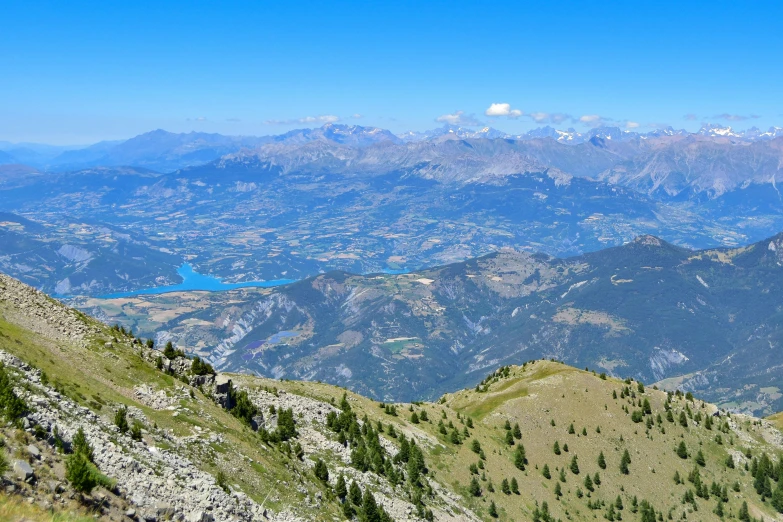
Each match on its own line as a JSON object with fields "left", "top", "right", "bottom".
{"left": 2, "top": 1, "right": 782, "bottom": 144}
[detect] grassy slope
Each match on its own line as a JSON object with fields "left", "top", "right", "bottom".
{"left": 0, "top": 302, "right": 340, "bottom": 520}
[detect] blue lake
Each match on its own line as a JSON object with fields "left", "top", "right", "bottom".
{"left": 100, "top": 263, "right": 296, "bottom": 298}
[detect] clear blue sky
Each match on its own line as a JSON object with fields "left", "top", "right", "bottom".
{"left": 2, "top": 1, "right": 782, "bottom": 144}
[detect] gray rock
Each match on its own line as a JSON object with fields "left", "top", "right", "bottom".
{"left": 156, "top": 502, "right": 176, "bottom": 519}
{"left": 125, "top": 508, "right": 137, "bottom": 518}
{"left": 214, "top": 375, "right": 232, "bottom": 395}
{"left": 250, "top": 414, "right": 265, "bottom": 432}
{"left": 186, "top": 511, "right": 214, "bottom": 522}
{"left": 27, "top": 444, "right": 41, "bottom": 459}
{"left": 13, "top": 460, "right": 34, "bottom": 481}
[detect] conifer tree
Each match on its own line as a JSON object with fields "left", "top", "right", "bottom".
{"left": 553, "top": 441, "right": 561, "bottom": 455}
{"left": 511, "top": 477, "right": 519, "bottom": 494}
{"left": 469, "top": 476, "right": 481, "bottom": 496}
{"left": 66, "top": 452, "right": 96, "bottom": 494}
{"left": 362, "top": 489, "right": 381, "bottom": 522}
{"left": 114, "top": 406, "right": 129, "bottom": 434}
{"left": 488, "top": 500, "right": 498, "bottom": 518}
{"left": 695, "top": 449, "right": 706, "bottom": 467}
{"left": 335, "top": 474, "right": 347, "bottom": 501}
{"left": 349, "top": 480, "right": 362, "bottom": 505}
{"left": 676, "top": 441, "right": 688, "bottom": 459}
{"left": 598, "top": 451, "right": 606, "bottom": 469}
{"left": 570, "top": 455, "right": 580, "bottom": 474}
{"left": 314, "top": 458, "right": 329, "bottom": 483}
{"left": 554, "top": 482, "right": 562, "bottom": 498}
{"left": 739, "top": 501, "right": 750, "bottom": 522}
{"left": 514, "top": 445, "right": 526, "bottom": 470}
{"left": 513, "top": 423, "right": 522, "bottom": 439}
{"left": 620, "top": 449, "right": 631, "bottom": 474}
{"left": 542, "top": 464, "right": 551, "bottom": 479}
{"left": 501, "top": 478, "right": 510, "bottom": 494}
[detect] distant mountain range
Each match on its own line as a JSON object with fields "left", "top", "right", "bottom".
{"left": 2, "top": 122, "right": 783, "bottom": 172}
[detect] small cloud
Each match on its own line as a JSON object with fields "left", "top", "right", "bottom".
{"left": 435, "top": 110, "right": 482, "bottom": 126}
{"left": 683, "top": 114, "right": 698, "bottom": 121}
{"left": 226, "top": 118, "right": 241, "bottom": 122}
{"left": 625, "top": 121, "right": 640, "bottom": 129}
{"left": 528, "top": 112, "right": 572, "bottom": 125}
{"left": 713, "top": 113, "right": 760, "bottom": 121}
{"left": 351, "top": 113, "right": 362, "bottom": 119}
{"left": 264, "top": 115, "right": 340, "bottom": 125}
{"left": 577, "top": 114, "right": 613, "bottom": 128}
{"left": 185, "top": 116, "right": 208, "bottom": 122}
{"left": 485, "top": 103, "right": 523, "bottom": 118}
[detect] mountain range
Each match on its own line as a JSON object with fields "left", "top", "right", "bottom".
{"left": 3, "top": 122, "right": 783, "bottom": 172}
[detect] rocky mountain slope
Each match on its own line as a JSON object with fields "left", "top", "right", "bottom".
{"left": 3, "top": 272, "right": 783, "bottom": 521}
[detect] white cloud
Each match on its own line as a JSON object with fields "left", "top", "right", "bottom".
{"left": 435, "top": 110, "right": 482, "bottom": 126}
{"left": 264, "top": 115, "right": 340, "bottom": 125}
{"left": 351, "top": 113, "right": 362, "bottom": 119}
{"left": 683, "top": 114, "right": 698, "bottom": 121}
{"left": 528, "top": 112, "right": 572, "bottom": 125}
{"left": 485, "top": 103, "right": 523, "bottom": 118}
{"left": 579, "top": 115, "right": 601, "bottom": 124}
{"left": 578, "top": 114, "right": 613, "bottom": 128}
{"left": 625, "top": 121, "right": 640, "bottom": 129}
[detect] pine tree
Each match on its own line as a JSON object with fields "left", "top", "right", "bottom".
{"left": 488, "top": 500, "right": 498, "bottom": 518}
{"left": 553, "top": 441, "right": 561, "bottom": 455}
{"left": 583, "top": 473, "right": 594, "bottom": 492}
{"left": 335, "top": 474, "right": 347, "bottom": 501}
{"left": 695, "top": 449, "right": 706, "bottom": 466}
{"left": 65, "top": 452, "right": 96, "bottom": 494}
{"left": 554, "top": 482, "right": 562, "bottom": 498}
{"left": 501, "top": 478, "right": 510, "bottom": 494}
{"left": 598, "top": 451, "right": 606, "bottom": 469}
{"left": 570, "top": 455, "right": 580, "bottom": 474}
{"left": 514, "top": 445, "right": 526, "bottom": 470}
{"left": 772, "top": 480, "right": 783, "bottom": 513}
{"left": 72, "top": 427, "right": 93, "bottom": 461}
{"left": 739, "top": 501, "right": 750, "bottom": 522}
{"left": 679, "top": 411, "right": 688, "bottom": 427}
{"left": 510, "top": 477, "right": 519, "bottom": 494}
{"left": 471, "top": 439, "right": 481, "bottom": 453}
{"left": 362, "top": 489, "right": 381, "bottom": 522}
{"left": 542, "top": 464, "right": 551, "bottom": 479}
{"left": 620, "top": 449, "right": 631, "bottom": 474}
{"left": 568, "top": 423, "right": 575, "bottom": 434}
{"left": 349, "top": 480, "right": 363, "bottom": 505}
{"left": 114, "top": 407, "right": 129, "bottom": 434}
{"left": 513, "top": 423, "right": 522, "bottom": 439}
{"left": 314, "top": 458, "right": 329, "bottom": 483}
{"left": 676, "top": 441, "right": 688, "bottom": 459}
{"left": 469, "top": 476, "right": 481, "bottom": 497}
{"left": 559, "top": 468, "right": 566, "bottom": 482}
{"left": 505, "top": 430, "right": 515, "bottom": 445}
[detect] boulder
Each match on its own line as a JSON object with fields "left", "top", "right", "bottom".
{"left": 27, "top": 444, "right": 41, "bottom": 459}
{"left": 250, "top": 414, "right": 265, "bottom": 432}
{"left": 13, "top": 460, "right": 34, "bottom": 481}
{"left": 186, "top": 511, "right": 214, "bottom": 522}
{"left": 214, "top": 375, "right": 232, "bottom": 395}
{"left": 155, "top": 502, "right": 176, "bottom": 519}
